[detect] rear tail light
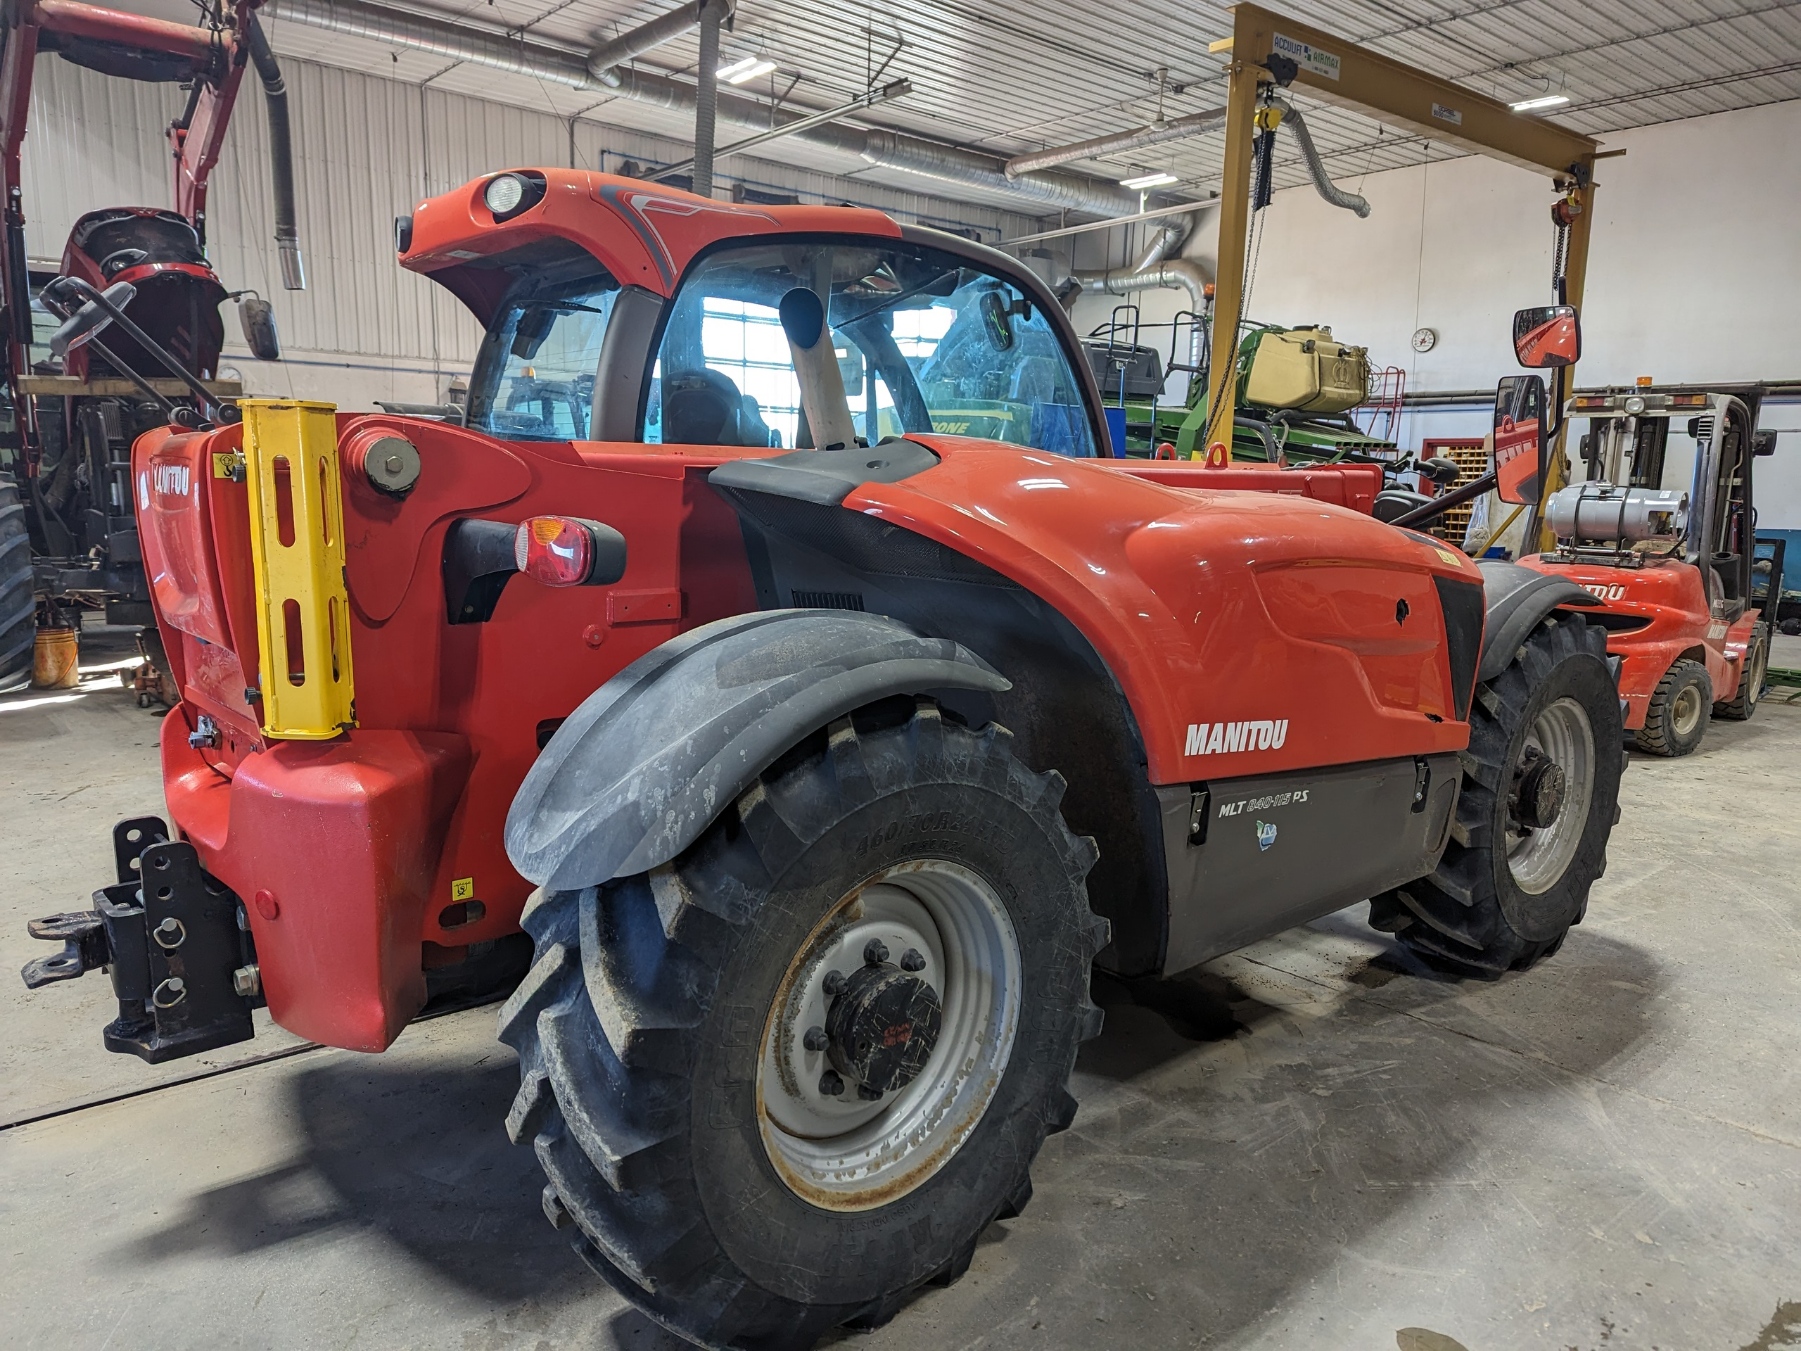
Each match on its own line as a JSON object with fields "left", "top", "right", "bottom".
{"left": 515, "top": 515, "right": 603, "bottom": 587}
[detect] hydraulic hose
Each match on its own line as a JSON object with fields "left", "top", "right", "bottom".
{"left": 1272, "top": 98, "right": 1370, "bottom": 219}
{"left": 244, "top": 11, "right": 307, "bottom": 289}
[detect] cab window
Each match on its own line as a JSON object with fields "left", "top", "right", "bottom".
{"left": 643, "top": 238, "right": 1095, "bottom": 456}
{"left": 467, "top": 253, "right": 620, "bottom": 441}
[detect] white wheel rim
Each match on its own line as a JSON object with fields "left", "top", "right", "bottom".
{"left": 757, "top": 860, "right": 1021, "bottom": 1212}
{"left": 1507, "top": 695, "right": 1596, "bottom": 895}
{"left": 1672, "top": 681, "right": 1704, "bottom": 736}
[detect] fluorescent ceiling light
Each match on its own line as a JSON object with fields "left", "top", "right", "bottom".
{"left": 1510, "top": 94, "right": 1570, "bottom": 112}
{"left": 718, "top": 56, "right": 777, "bottom": 84}
{"left": 1119, "top": 171, "right": 1179, "bottom": 190}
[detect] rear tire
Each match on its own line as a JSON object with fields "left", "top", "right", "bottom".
{"left": 1714, "top": 628, "right": 1767, "bottom": 722}
{"left": 0, "top": 473, "right": 35, "bottom": 694}
{"left": 500, "top": 700, "right": 1107, "bottom": 1349}
{"left": 1636, "top": 658, "right": 1711, "bottom": 755}
{"left": 1369, "top": 614, "right": 1623, "bottom": 977}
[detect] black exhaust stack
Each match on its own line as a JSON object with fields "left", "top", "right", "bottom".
{"left": 244, "top": 11, "right": 305, "bottom": 290}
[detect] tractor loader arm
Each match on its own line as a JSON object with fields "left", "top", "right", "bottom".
{"left": 504, "top": 609, "right": 1009, "bottom": 891}
{"left": 1475, "top": 559, "right": 1600, "bottom": 683}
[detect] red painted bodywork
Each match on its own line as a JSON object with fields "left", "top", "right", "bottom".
{"left": 132, "top": 174, "right": 1484, "bottom": 1052}
{"left": 1519, "top": 554, "right": 1756, "bottom": 729}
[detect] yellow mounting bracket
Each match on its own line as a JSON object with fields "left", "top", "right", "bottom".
{"left": 240, "top": 399, "right": 356, "bottom": 739}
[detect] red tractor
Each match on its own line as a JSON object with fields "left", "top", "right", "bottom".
{"left": 0, "top": 0, "right": 301, "bottom": 691}
{"left": 23, "top": 169, "right": 1624, "bottom": 1348}
{"left": 1520, "top": 380, "right": 1778, "bottom": 755}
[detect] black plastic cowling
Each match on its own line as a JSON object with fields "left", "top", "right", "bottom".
{"left": 504, "top": 610, "right": 1011, "bottom": 891}
{"left": 1475, "top": 559, "right": 1601, "bottom": 684}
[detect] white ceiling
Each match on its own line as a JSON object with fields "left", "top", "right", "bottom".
{"left": 232, "top": 0, "right": 1801, "bottom": 212}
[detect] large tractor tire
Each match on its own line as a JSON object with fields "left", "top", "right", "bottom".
{"left": 0, "top": 473, "right": 34, "bottom": 693}
{"left": 501, "top": 699, "right": 1107, "bottom": 1349}
{"left": 1636, "top": 658, "right": 1711, "bottom": 755}
{"left": 1714, "top": 628, "right": 1767, "bottom": 722}
{"left": 1370, "top": 613, "right": 1622, "bottom": 977}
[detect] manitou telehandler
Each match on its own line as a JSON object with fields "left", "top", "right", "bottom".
{"left": 0, "top": 0, "right": 303, "bottom": 692}
{"left": 22, "top": 170, "right": 1623, "bottom": 1349}
{"left": 1521, "top": 381, "right": 1778, "bottom": 755}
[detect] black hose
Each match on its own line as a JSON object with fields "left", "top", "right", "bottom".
{"left": 244, "top": 11, "right": 306, "bottom": 290}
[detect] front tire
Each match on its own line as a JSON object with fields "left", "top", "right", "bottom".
{"left": 1370, "top": 613, "right": 1623, "bottom": 977}
{"left": 0, "top": 473, "right": 33, "bottom": 694}
{"left": 1714, "top": 627, "right": 1767, "bottom": 722}
{"left": 1637, "top": 657, "right": 1710, "bottom": 755}
{"left": 500, "top": 699, "right": 1106, "bottom": 1349}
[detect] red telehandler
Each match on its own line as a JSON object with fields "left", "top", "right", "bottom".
{"left": 0, "top": 0, "right": 302, "bottom": 692}
{"left": 22, "top": 169, "right": 1622, "bottom": 1349}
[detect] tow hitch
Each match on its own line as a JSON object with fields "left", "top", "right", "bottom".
{"left": 21, "top": 817, "right": 260, "bottom": 1063}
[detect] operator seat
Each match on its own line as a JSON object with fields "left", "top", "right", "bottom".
{"left": 662, "top": 368, "right": 776, "bottom": 447}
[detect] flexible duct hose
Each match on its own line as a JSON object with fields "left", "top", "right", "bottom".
{"left": 244, "top": 11, "right": 306, "bottom": 288}
{"left": 1272, "top": 98, "right": 1370, "bottom": 219}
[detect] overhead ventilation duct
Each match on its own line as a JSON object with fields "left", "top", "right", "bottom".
{"left": 586, "top": 0, "right": 727, "bottom": 89}
{"left": 267, "top": 0, "right": 1165, "bottom": 217}
{"left": 1063, "top": 211, "right": 1211, "bottom": 370}
{"left": 1004, "top": 107, "right": 1228, "bottom": 179}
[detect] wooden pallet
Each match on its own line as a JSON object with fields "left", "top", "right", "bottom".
{"left": 1422, "top": 437, "right": 1488, "bottom": 547}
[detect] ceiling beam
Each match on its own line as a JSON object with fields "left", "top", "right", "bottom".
{"left": 1217, "top": 2, "right": 1599, "bottom": 178}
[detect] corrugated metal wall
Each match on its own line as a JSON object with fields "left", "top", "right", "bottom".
{"left": 18, "top": 52, "right": 1038, "bottom": 403}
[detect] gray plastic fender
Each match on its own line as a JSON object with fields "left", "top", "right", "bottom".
{"left": 504, "top": 610, "right": 1011, "bottom": 891}
{"left": 1475, "top": 558, "right": 1601, "bottom": 684}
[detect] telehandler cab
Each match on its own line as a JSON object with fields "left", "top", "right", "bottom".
{"left": 22, "top": 170, "right": 1624, "bottom": 1349}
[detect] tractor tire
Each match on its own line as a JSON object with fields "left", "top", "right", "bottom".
{"left": 1714, "top": 628, "right": 1767, "bottom": 722}
{"left": 1636, "top": 658, "right": 1711, "bottom": 756}
{"left": 0, "top": 473, "right": 35, "bottom": 694}
{"left": 1369, "top": 613, "right": 1622, "bottom": 978}
{"left": 500, "top": 699, "right": 1107, "bottom": 1350}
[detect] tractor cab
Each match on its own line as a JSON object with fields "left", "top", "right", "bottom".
{"left": 1524, "top": 383, "right": 1780, "bottom": 753}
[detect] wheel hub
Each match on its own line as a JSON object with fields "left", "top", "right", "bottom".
{"left": 823, "top": 947, "right": 942, "bottom": 1098}
{"left": 756, "top": 866, "right": 1022, "bottom": 1211}
{"left": 1511, "top": 747, "right": 1566, "bottom": 831}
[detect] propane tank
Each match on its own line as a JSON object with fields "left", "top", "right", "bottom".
{"left": 1546, "top": 482, "right": 1688, "bottom": 546}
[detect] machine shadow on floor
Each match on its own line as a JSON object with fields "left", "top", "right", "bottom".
{"left": 107, "top": 927, "right": 1661, "bottom": 1350}
{"left": 885, "top": 927, "right": 1667, "bottom": 1350}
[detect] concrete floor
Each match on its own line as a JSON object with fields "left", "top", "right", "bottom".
{"left": 4, "top": 623, "right": 1801, "bottom": 1351}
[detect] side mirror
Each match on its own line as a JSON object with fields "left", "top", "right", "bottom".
{"left": 1494, "top": 374, "right": 1549, "bottom": 506}
{"left": 237, "top": 294, "right": 282, "bottom": 361}
{"left": 1753, "top": 428, "right": 1778, "bottom": 458}
{"left": 47, "top": 279, "right": 136, "bottom": 356}
{"left": 1512, "top": 304, "right": 1581, "bottom": 368}
{"left": 980, "top": 289, "right": 1015, "bottom": 352}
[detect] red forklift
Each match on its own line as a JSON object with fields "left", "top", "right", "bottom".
{"left": 0, "top": 0, "right": 302, "bottom": 692}
{"left": 1522, "top": 379, "right": 1778, "bottom": 755}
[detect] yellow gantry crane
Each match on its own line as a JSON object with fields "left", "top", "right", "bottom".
{"left": 1204, "top": 3, "right": 1604, "bottom": 499}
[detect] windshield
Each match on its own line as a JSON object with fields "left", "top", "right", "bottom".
{"left": 644, "top": 238, "right": 1095, "bottom": 456}
{"left": 467, "top": 261, "right": 620, "bottom": 441}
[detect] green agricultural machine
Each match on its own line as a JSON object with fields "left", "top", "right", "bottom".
{"left": 1084, "top": 314, "right": 1401, "bottom": 464}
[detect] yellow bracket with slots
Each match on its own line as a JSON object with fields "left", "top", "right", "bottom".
{"left": 240, "top": 399, "right": 356, "bottom": 739}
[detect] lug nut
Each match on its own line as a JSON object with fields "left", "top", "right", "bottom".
{"left": 232, "top": 964, "right": 261, "bottom": 998}
{"left": 803, "top": 1025, "right": 829, "bottom": 1052}
{"left": 863, "top": 938, "right": 889, "bottom": 966}
{"left": 857, "top": 1084, "right": 884, "bottom": 1102}
{"left": 900, "top": 948, "right": 927, "bottom": 972}
{"left": 818, "top": 1070, "right": 844, "bottom": 1096}
{"left": 823, "top": 970, "right": 847, "bottom": 997}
